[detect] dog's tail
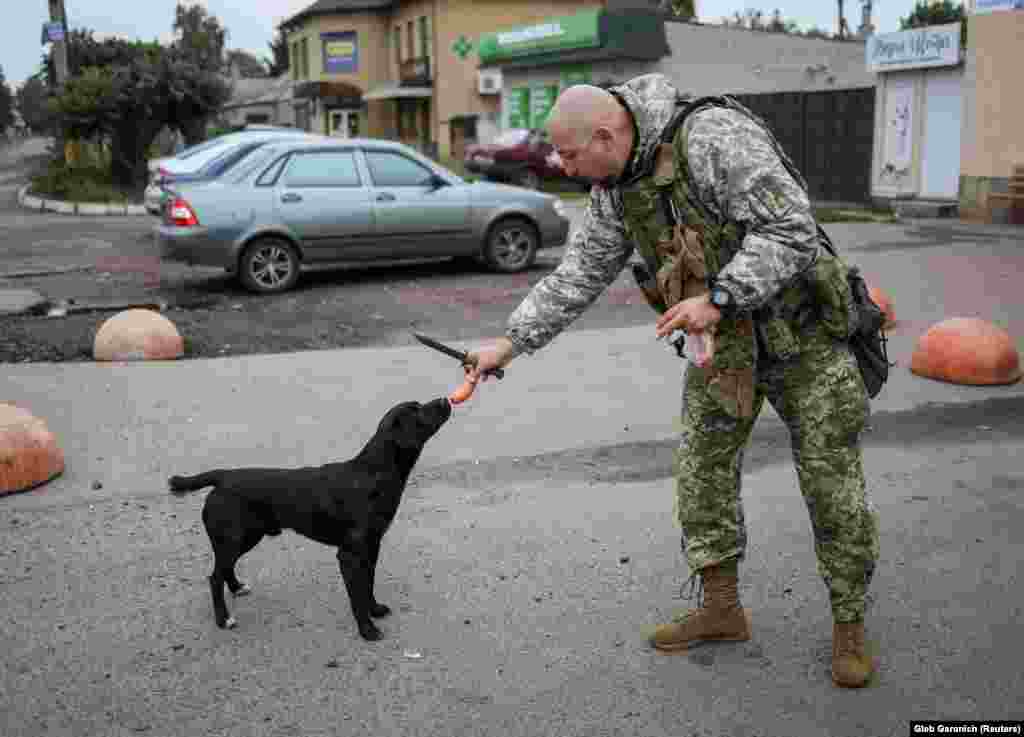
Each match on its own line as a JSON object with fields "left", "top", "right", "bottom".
{"left": 168, "top": 471, "right": 224, "bottom": 495}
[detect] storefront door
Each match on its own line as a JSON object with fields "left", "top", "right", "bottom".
{"left": 329, "top": 110, "right": 361, "bottom": 138}
{"left": 919, "top": 69, "right": 963, "bottom": 200}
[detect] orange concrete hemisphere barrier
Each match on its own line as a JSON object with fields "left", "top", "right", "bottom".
{"left": 910, "top": 317, "right": 1023, "bottom": 386}
{"left": 867, "top": 284, "right": 896, "bottom": 329}
{"left": 0, "top": 404, "right": 65, "bottom": 495}
{"left": 93, "top": 309, "right": 184, "bottom": 362}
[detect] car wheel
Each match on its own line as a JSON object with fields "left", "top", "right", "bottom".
{"left": 483, "top": 218, "right": 538, "bottom": 273}
{"left": 238, "top": 237, "right": 300, "bottom": 294}
{"left": 519, "top": 169, "right": 541, "bottom": 190}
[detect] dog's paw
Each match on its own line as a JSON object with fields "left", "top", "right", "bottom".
{"left": 218, "top": 616, "right": 238, "bottom": 630}
{"left": 359, "top": 623, "right": 383, "bottom": 641}
{"left": 231, "top": 584, "right": 252, "bottom": 598}
{"left": 370, "top": 602, "right": 392, "bottom": 618}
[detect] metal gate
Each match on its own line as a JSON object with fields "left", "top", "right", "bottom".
{"left": 731, "top": 88, "right": 876, "bottom": 205}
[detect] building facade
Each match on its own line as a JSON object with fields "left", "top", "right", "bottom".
{"left": 279, "top": 0, "right": 600, "bottom": 161}
{"left": 959, "top": 1, "right": 1024, "bottom": 222}
{"left": 866, "top": 22, "right": 965, "bottom": 207}
{"left": 481, "top": 9, "right": 878, "bottom": 203}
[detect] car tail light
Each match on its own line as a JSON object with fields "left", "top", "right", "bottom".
{"left": 168, "top": 197, "right": 200, "bottom": 227}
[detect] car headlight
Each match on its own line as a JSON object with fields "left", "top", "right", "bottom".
{"left": 552, "top": 198, "right": 567, "bottom": 218}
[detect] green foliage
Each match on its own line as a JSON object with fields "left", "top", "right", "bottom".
{"left": 174, "top": 3, "right": 227, "bottom": 72}
{"left": 30, "top": 158, "right": 130, "bottom": 204}
{"left": 899, "top": 0, "right": 967, "bottom": 47}
{"left": 16, "top": 77, "right": 53, "bottom": 133}
{"left": 666, "top": 0, "right": 696, "bottom": 20}
{"left": 0, "top": 65, "right": 14, "bottom": 132}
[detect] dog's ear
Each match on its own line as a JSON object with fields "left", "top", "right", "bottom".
{"left": 393, "top": 412, "right": 422, "bottom": 451}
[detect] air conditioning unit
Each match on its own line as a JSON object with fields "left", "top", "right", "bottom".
{"left": 478, "top": 69, "right": 503, "bottom": 95}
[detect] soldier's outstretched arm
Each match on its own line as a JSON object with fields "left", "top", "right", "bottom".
{"left": 684, "top": 107, "right": 820, "bottom": 312}
{"left": 504, "top": 188, "right": 634, "bottom": 355}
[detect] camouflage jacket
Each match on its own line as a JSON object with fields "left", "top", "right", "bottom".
{"left": 505, "top": 73, "right": 822, "bottom": 355}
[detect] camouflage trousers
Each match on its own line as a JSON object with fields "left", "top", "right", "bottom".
{"left": 674, "top": 326, "right": 880, "bottom": 623}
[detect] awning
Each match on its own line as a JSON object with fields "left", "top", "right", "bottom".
{"left": 364, "top": 84, "right": 433, "bottom": 101}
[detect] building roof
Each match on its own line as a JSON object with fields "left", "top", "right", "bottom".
{"left": 222, "top": 76, "right": 295, "bottom": 111}
{"left": 280, "top": 0, "right": 394, "bottom": 30}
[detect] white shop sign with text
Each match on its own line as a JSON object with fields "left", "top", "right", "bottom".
{"left": 866, "top": 22, "right": 962, "bottom": 73}
{"left": 971, "top": 0, "right": 1024, "bottom": 15}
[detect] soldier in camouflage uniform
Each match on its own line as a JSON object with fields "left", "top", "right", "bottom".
{"left": 465, "top": 74, "right": 880, "bottom": 688}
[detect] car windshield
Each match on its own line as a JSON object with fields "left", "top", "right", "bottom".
{"left": 493, "top": 129, "right": 530, "bottom": 146}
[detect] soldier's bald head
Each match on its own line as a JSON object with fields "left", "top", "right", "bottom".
{"left": 547, "top": 85, "right": 631, "bottom": 145}
{"left": 546, "top": 84, "right": 635, "bottom": 186}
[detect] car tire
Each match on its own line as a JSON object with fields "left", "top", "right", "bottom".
{"left": 238, "top": 237, "right": 301, "bottom": 294}
{"left": 483, "top": 218, "right": 538, "bottom": 273}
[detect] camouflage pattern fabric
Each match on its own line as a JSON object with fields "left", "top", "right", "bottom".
{"left": 676, "top": 327, "right": 880, "bottom": 623}
{"left": 504, "top": 72, "right": 879, "bottom": 622}
{"left": 506, "top": 73, "right": 820, "bottom": 353}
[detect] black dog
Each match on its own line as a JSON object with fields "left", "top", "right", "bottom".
{"left": 169, "top": 398, "right": 451, "bottom": 640}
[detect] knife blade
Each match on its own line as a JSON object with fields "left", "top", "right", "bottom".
{"left": 412, "top": 333, "right": 504, "bottom": 380}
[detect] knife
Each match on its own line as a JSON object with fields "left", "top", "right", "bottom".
{"left": 412, "top": 332, "right": 505, "bottom": 380}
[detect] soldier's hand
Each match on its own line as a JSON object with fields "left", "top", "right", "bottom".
{"left": 464, "top": 337, "right": 518, "bottom": 383}
{"left": 655, "top": 294, "right": 722, "bottom": 339}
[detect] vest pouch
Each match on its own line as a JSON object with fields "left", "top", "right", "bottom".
{"left": 805, "top": 249, "right": 857, "bottom": 341}
{"left": 756, "top": 316, "right": 800, "bottom": 362}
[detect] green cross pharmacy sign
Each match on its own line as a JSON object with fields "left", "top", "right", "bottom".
{"left": 451, "top": 35, "right": 474, "bottom": 60}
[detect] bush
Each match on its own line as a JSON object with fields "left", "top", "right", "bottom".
{"left": 29, "top": 159, "right": 135, "bottom": 204}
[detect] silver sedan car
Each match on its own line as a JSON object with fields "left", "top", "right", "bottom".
{"left": 156, "top": 138, "right": 572, "bottom": 293}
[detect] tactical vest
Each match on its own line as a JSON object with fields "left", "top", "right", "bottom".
{"left": 617, "top": 95, "right": 856, "bottom": 418}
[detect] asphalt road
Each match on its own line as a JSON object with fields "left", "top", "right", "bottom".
{"left": 3, "top": 137, "right": 1024, "bottom": 736}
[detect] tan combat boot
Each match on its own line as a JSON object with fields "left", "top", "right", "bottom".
{"left": 649, "top": 564, "right": 751, "bottom": 652}
{"left": 832, "top": 621, "right": 874, "bottom": 688}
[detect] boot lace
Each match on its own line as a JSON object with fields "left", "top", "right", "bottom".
{"left": 671, "top": 572, "right": 704, "bottom": 622}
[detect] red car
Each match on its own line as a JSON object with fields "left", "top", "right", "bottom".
{"left": 464, "top": 128, "right": 588, "bottom": 191}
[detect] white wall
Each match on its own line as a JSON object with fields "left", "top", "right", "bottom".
{"left": 656, "top": 21, "right": 877, "bottom": 96}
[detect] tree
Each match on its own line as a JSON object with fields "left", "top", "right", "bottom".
{"left": 0, "top": 66, "right": 14, "bottom": 133}
{"left": 899, "top": 0, "right": 967, "bottom": 46}
{"left": 660, "top": 0, "right": 696, "bottom": 19}
{"left": 173, "top": 2, "right": 227, "bottom": 72}
{"left": 16, "top": 76, "right": 53, "bottom": 133}
{"left": 226, "top": 49, "right": 267, "bottom": 78}
{"left": 265, "top": 29, "right": 289, "bottom": 77}
{"left": 172, "top": 4, "right": 231, "bottom": 145}
{"left": 49, "top": 31, "right": 230, "bottom": 190}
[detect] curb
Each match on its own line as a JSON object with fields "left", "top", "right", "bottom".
{"left": 16, "top": 185, "right": 149, "bottom": 217}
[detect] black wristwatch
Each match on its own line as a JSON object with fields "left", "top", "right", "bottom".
{"left": 709, "top": 286, "right": 734, "bottom": 312}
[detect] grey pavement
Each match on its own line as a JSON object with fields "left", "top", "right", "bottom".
{"left": 3, "top": 138, "right": 1024, "bottom": 734}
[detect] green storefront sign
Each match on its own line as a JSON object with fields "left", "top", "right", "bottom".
{"left": 478, "top": 10, "right": 601, "bottom": 64}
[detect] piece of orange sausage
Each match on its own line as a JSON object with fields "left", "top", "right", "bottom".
{"left": 449, "top": 378, "right": 477, "bottom": 405}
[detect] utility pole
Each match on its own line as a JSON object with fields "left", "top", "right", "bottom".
{"left": 46, "top": 0, "right": 69, "bottom": 89}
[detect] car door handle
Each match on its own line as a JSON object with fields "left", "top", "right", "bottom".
{"left": 281, "top": 193, "right": 303, "bottom": 203}
{"left": 375, "top": 192, "right": 396, "bottom": 202}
